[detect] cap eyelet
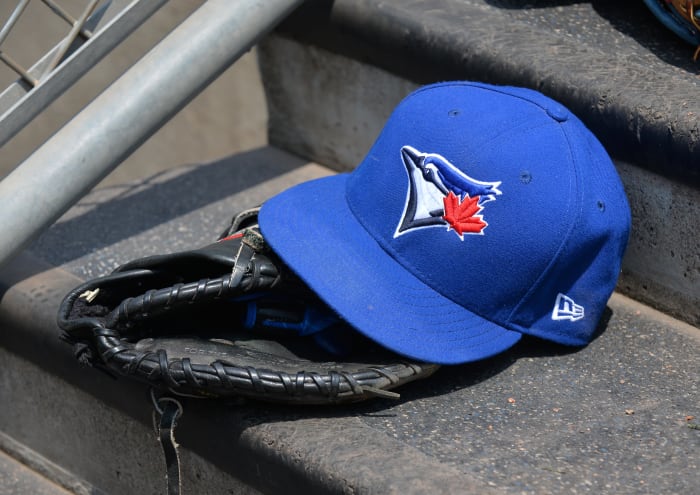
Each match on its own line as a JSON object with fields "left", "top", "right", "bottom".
{"left": 448, "top": 109, "right": 460, "bottom": 117}
{"left": 597, "top": 200, "right": 606, "bottom": 212}
{"left": 520, "top": 171, "right": 532, "bottom": 184}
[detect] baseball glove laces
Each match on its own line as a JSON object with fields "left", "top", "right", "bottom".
{"left": 57, "top": 208, "right": 437, "bottom": 404}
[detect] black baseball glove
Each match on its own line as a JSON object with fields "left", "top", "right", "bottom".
{"left": 57, "top": 208, "right": 437, "bottom": 404}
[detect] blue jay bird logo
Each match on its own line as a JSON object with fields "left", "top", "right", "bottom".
{"left": 394, "top": 145, "right": 503, "bottom": 239}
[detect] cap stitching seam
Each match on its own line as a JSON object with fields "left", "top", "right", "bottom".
{"left": 506, "top": 122, "right": 583, "bottom": 337}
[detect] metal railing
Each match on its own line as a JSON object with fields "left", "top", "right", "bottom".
{"left": 0, "top": 0, "right": 304, "bottom": 268}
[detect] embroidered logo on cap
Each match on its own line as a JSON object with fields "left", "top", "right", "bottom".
{"left": 394, "top": 145, "right": 502, "bottom": 240}
{"left": 551, "top": 293, "right": 585, "bottom": 322}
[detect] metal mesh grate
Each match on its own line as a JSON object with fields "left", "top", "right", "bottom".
{"left": 0, "top": 0, "right": 166, "bottom": 148}
{"left": 0, "top": 0, "right": 100, "bottom": 88}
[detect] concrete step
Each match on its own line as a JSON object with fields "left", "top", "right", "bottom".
{"left": 0, "top": 446, "right": 72, "bottom": 495}
{"left": 1, "top": 2, "right": 698, "bottom": 493}
{"left": 1, "top": 147, "right": 698, "bottom": 494}
{"left": 269, "top": 0, "right": 699, "bottom": 184}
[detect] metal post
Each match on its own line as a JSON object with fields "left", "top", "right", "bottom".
{"left": 0, "top": 0, "right": 304, "bottom": 268}
{"left": 0, "top": 0, "right": 31, "bottom": 46}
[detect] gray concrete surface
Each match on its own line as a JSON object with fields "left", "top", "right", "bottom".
{"left": 0, "top": 148, "right": 696, "bottom": 494}
{"left": 0, "top": 348, "right": 264, "bottom": 495}
{"left": 271, "top": 0, "right": 699, "bottom": 185}
{"left": 0, "top": 449, "right": 72, "bottom": 495}
{"left": 0, "top": 0, "right": 268, "bottom": 187}
{"left": 0, "top": 430, "right": 100, "bottom": 495}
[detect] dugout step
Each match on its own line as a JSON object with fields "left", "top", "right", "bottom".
{"left": 1, "top": 146, "right": 698, "bottom": 494}
{"left": 269, "top": 0, "right": 699, "bottom": 186}
{"left": 0, "top": 445, "right": 74, "bottom": 495}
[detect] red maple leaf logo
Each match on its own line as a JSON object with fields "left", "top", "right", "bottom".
{"left": 442, "top": 191, "right": 487, "bottom": 237}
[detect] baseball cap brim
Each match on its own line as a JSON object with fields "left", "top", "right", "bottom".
{"left": 258, "top": 173, "right": 522, "bottom": 365}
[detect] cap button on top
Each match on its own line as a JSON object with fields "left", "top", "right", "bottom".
{"left": 546, "top": 104, "right": 569, "bottom": 123}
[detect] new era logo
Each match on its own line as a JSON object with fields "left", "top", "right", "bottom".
{"left": 552, "top": 293, "right": 584, "bottom": 322}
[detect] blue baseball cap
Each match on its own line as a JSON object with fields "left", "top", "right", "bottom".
{"left": 259, "top": 82, "right": 631, "bottom": 364}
